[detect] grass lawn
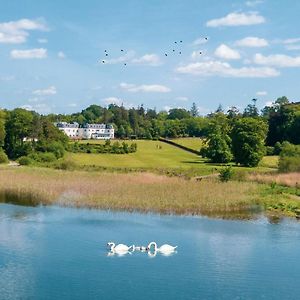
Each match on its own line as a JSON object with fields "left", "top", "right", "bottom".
{"left": 69, "top": 139, "right": 276, "bottom": 175}
{"left": 169, "top": 137, "right": 203, "bottom": 152}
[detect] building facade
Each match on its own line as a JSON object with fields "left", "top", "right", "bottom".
{"left": 55, "top": 122, "right": 114, "bottom": 140}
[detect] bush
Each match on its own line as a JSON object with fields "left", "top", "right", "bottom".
{"left": 266, "top": 146, "right": 275, "bottom": 156}
{"left": 29, "top": 152, "right": 57, "bottom": 163}
{"left": 55, "top": 158, "right": 77, "bottom": 170}
{"left": 278, "top": 142, "right": 300, "bottom": 172}
{"left": 274, "top": 142, "right": 282, "bottom": 155}
{"left": 18, "top": 156, "right": 33, "bottom": 165}
{"left": 219, "top": 166, "right": 234, "bottom": 182}
{"left": 0, "top": 149, "right": 8, "bottom": 164}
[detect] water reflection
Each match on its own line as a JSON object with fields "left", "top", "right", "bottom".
{"left": 0, "top": 190, "right": 39, "bottom": 207}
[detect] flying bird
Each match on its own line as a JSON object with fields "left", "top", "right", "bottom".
{"left": 172, "top": 49, "right": 175, "bottom": 52}
{"left": 180, "top": 40, "right": 183, "bottom": 43}
{"left": 165, "top": 53, "right": 168, "bottom": 56}
{"left": 105, "top": 54, "right": 108, "bottom": 56}
{"left": 179, "top": 51, "right": 182, "bottom": 54}
{"left": 102, "top": 60, "right": 105, "bottom": 63}
{"left": 121, "top": 49, "right": 124, "bottom": 52}
{"left": 124, "top": 63, "right": 127, "bottom": 66}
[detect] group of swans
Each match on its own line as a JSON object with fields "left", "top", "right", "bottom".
{"left": 107, "top": 242, "right": 177, "bottom": 256}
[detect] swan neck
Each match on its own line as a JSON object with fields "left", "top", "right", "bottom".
{"left": 148, "top": 242, "right": 157, "bottom": 251}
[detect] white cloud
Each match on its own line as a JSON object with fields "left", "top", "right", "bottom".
{"left": 285, "top": 45, "right": 300, "bottom": 51}
{"left": 33, "top": 86, "right": 56, "bottom": 96}
{"left": 235, "top": 37, "right": 268, "bottom": 47}
{"left": 120, "top": 82, "right": 171, "bottom": 93}
{"left": 206, "top": 12, "right": 265, "bottom": 27}
{"left": 131, "top": 54, "right": 162, "bottom": 66}
{"left": 57, "top": 51, "right": 66, "bottom": 59}
{"left": 176, "top": 96, "right": 189, "bottom": 102}
{"left": 256, "top": 91, "right": 267, "bottom": 96}
{"left": 254, "top": 53, "right": 300, "bottom": 67}
{"left": 176, "top": 60, "right": 279, "bottom": 78}
{"left": 285, "top": 44, "right": 300, "bottom": 51}
{"left": 0, "top": 18, "right": 48, "bottom": 44}
{"left": 245, "top": 0, "right": 264, "bottom": 7}
{"left": 10, "top": 48, "right": 47, "bottom": 59}
{"left": 193, "top": 37, "right": 209, "bottom": 46}
{"left": 21, "top": 103, "right": 52, "bottom": 114}
{"left": 264, "top": 101, "right": 274, "bottom": 107}
{"left": 102, "top": 97, "right": 133, "bottom": 108}
{"left": 68, "top": 103, "right": 77, "bottom": 108}
{"left": 282, "top": 38, "right": 300, "bottom": 44}
{"left": 37, "top": 38, "right": 48, "bottom": 44}
{"left": 214, "top": 44, "right": 241, "bottom": 60}
{"left": 0, "top": 75, "right": 15, "bottom": 81}
{"left": 103, "top": 97, "right": 123, "bottom": 106}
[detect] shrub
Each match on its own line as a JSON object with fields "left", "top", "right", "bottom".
{"left": 0, "top": 149, "right": 8, "bottom": 164}
{"left": 29, "top": 152, "right": 57, "bottom": 163}
{"left": 278, "top": 142, "right": 300, "bottom": 172}
{"left": 219, "top": 166, "right": 234, "bottom": 182}
{"left": 18, "top": 156, "right": 33, "bottom": 165}
{"left": 274, "top": 142, "right": 282, "bottom": 155}
{"left": 266, "top": 146, "right": 275, "bottom": 156}
{"left": 55, "top": 158, "right": 77, "bottom": 170}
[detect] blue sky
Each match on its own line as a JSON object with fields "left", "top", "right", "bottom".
{"left": 0, "top": 0, "right": 300, "bottom": 114}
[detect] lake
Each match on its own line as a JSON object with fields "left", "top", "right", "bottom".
{"left": 0, "top": 203, "right": 300, "bottom": 300}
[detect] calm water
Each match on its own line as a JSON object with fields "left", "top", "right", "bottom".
{"left": 0, "top": 203, "right": 300, "bottom": 300}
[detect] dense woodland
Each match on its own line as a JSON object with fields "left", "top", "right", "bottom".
{"left": 0, "top": 96, "right": 299, "bottom": 168}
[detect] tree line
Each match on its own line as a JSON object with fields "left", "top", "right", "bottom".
{"left": 0, "top": 96, "right": 299, "bottom": 168}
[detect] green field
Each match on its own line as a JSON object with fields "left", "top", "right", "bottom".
{"left": 70, "top": 140, "right": 208, "bottom": 169}
{"left": 69, "top": 139, "right": 276, "bottom": 175}
{"left": 169, "top": 137, "right": 203, "bottom": 151}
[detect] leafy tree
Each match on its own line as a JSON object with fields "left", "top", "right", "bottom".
{"left": 0, "top": 110, "right": 6, "bottom": 147}
{"left": 243, "top": 98, "right": 259, "bottom": 117}
{"left": 167, "top": 108, "right": 190, "bottom": 120}
{"left": 231, "top": 118, "right": 268, "bottom": 167}
{"left": 201, "top": 131, "right": 233, "bottom": 163}
{"left": 4, "top": 108, "right": 35, "bottom": 158}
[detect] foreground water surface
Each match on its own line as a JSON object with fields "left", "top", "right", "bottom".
{"left": 0, "top": 203, "right": 300, "bottom": 300}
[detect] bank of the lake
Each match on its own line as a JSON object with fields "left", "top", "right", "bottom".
{"left": 0, "top": 166, "right": 299, "bottom": 218}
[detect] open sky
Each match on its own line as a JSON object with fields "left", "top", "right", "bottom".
{"left": 0, "top": 0, "right": 300, "bottom": 114}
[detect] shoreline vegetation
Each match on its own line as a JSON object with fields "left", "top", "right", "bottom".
{"left": 0, "top": 166, "right": 299, "bottom": 219}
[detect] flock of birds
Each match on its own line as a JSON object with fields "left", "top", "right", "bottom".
{"left": 107, "top": 242, "right": 177, "bottom": 257}
{"left": 100, "top": 37, "right": 208, "bottom": 66}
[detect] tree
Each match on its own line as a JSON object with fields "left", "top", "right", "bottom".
{"left": 201, "top": 117, "right": 233, "bottom": 163}
{"left": 231, "top": 118, "right": 268, "bottom": 167}
{"left": 0, "top": 110, "right": 6, "bottom": 147}
{"left": 201, "top": 129, "right": 233, "bottom": 163}
{"left": 243, "top": 98, "right": 259, "bottom": 117}
{"left": 167, "top": 108, "right": 190, "bottom": 120}
{"left": 4, "top": 108, "right": 35, "bottom": 158}
{"left": 190, "top": 102, "right": 199, "bottom": 117}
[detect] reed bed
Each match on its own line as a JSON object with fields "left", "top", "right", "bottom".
{"left": 0, "top": 167, "right": 261, "bottom": 216}
{"left": 250, "top": 172, "right": 300, "bottom": 187}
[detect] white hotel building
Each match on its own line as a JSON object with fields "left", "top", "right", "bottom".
{"left": 55, "top": 122, "right": 114, "bottom": 140}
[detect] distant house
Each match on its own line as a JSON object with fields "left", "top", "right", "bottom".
{"left": 55, "top": 122, "right": 114, "bottom": 140}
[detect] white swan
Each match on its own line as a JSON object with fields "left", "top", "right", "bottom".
{"left": 107, "top": 242, "right": 133, "bottom": 252}
{"left": 146, "top": 242, "right": 177, "bottom": 253}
